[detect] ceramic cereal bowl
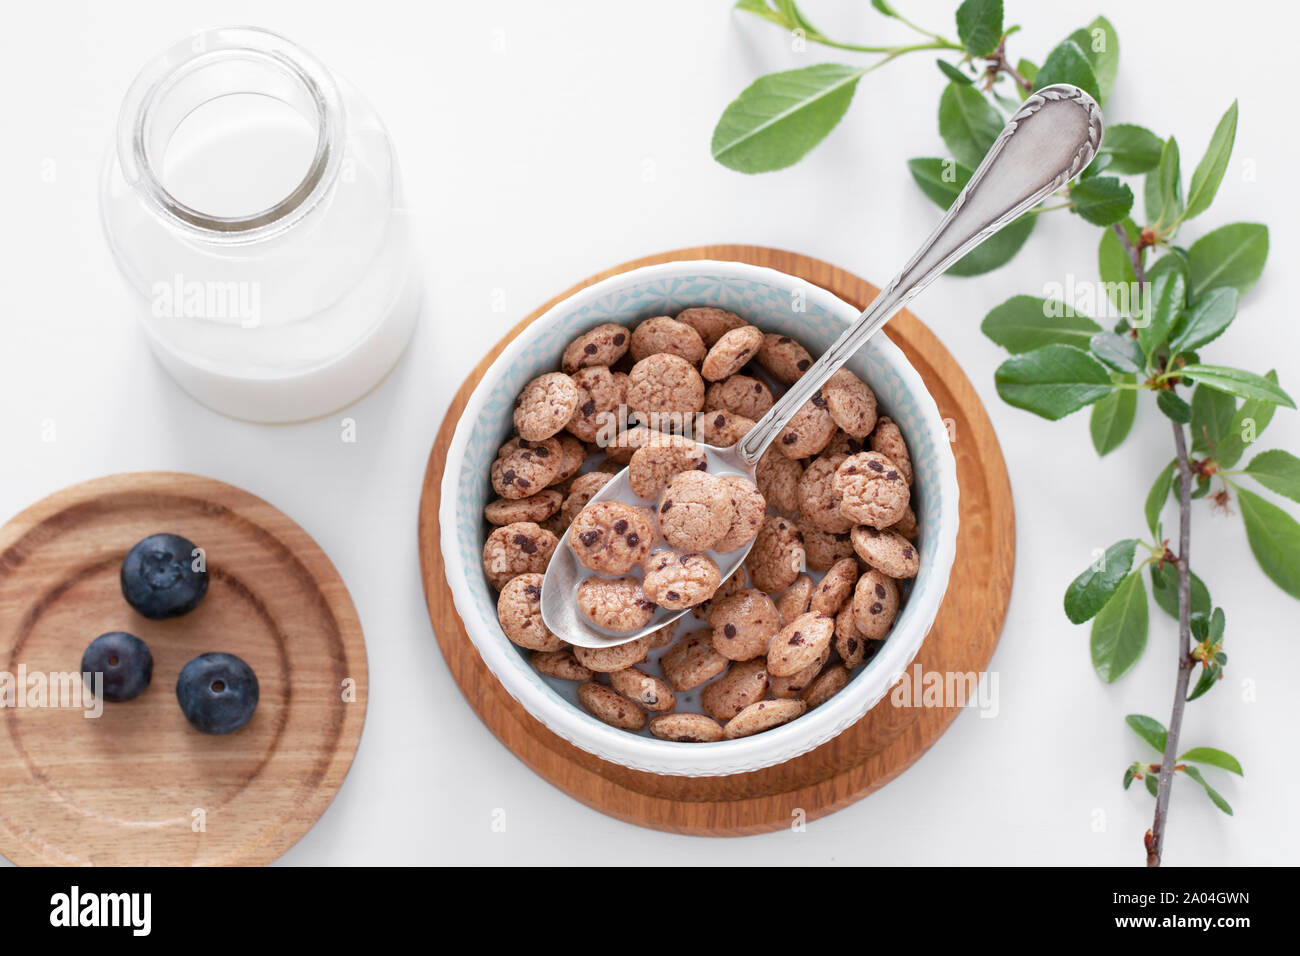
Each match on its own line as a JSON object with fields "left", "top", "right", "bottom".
{"left": 440, "top": 260, "right": 959, "bottom": 777}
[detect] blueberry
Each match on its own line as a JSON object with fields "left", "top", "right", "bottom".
{"left": 81, "top": 632, "right": 153, "bottom": 702}
{"left": 120, "top": 533, "right": 208, "bottom": 619}
{"left": 176, "top": 653, "right": 259, "bottom": 735}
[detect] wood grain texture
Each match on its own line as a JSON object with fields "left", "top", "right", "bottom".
{"left": 0, "top": 472, "right": 367, "bottom": 865}
{"left": 417, "top": 245, "right": 1015, "bottom": 836}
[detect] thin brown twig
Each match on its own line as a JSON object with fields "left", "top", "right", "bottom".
{"left": 983, "top": 37, "right": 1033, "bottom": 94}
{"left": 1148, "top": 421, "right": 1196, "bottom": 866}
{"left": 1111, "top": 221, "right": 1148, "bottom": 285}
{"left": 1116, "top": 225, "right": 1189, "bottom": 866}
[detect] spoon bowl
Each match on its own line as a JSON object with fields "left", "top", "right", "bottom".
{"left": 541, "top": 441, "right": 755, "bottom": 649}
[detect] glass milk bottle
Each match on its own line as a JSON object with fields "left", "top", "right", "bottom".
{"left": 100, "top": 27, "right": 420, "bottom": 422}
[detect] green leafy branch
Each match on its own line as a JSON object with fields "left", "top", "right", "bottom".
{"left": 717, "top": 1, "right": 1297, "bottom": 866}
{"left": 987, "top": 91, "right": 1292, "bottom": 863}
{"left": 1123, "top": 714, "right": 1241, "bottom": 817}
{"left": 974, "top": 58, "right": 1292, "bottom": 864}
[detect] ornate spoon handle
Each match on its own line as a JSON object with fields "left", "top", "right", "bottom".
{"left": 737, "top": 84, "right": 1104, "bottom": 466}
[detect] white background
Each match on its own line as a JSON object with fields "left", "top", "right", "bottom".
{"left": 1, "top": 0, "right": 1296, "bottom": 866}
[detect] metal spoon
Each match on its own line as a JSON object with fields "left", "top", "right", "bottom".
{"left": 543, "top": 84, "right": 1103, "bottom": 649}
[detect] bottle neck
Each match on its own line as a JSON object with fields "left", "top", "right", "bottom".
{"left": 116, "top": 27, "right": 344, "bottom": 245}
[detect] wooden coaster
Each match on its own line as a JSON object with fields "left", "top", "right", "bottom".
{"left": 0, "top": 472, "right": 367, "bottom": 865}
{"left": 418, "top": 246, "right": 1014, "bottom": 835}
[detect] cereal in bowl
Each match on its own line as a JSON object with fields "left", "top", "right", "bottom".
{"left": 562, "top": 322, "right": 630, "bottom": 373}
{"left": 833, "top": 451, "right": 910, "bottom": 528}
{"left": 565, "top": 366, "right": 621, "bottom": 443}
{"left": 480, "top": 308, "right": 921, "bottom": 744}
{"left": 568, "top": 501, "right": 653, "bottom": 575}
{"left": 625, "top": 353, "right": 705, "bottom": 424}
{"left": 630, "top": 315, "right": 707, "bottom": 365}
{"left": 496, "top": 573, "right": 564, "bottom": 652}
{"left": 628, "top": 434, "right": 707, "bottom": 500}
{"left": 822, "top": 369, "right": 878, "bottom": 439}
{"left": 513, "top": 372, "right": 580, "bottom": 442}
{"left": 712, "top": 474, "right": 766, "bottom": 553}
{"left": 675, "top": 306, "right": 746, "bottom": 347}
{"left": 490, "top": 437, "right": 563, "bottom": 499}
{"left": 641, "top": 551, "right": 721, "bottom": 610}
{"left": 701, "top": 325, "right": 764, "bottom": 381}
{"left": 705, "top": 374, "right": 774, "bottom": 420}
{"left": 774, "top": 390, "right": 837, "bottom": 459}
{"left": 757, "top": 333, "right": 813, "bottom": 384}
{"left": 656, "top": 471, "right": 731, "bottom": 552}
{"left": 482, "top": 522, "right": 558, "bottom": 591}
{"left": 575, "top": 576, "right": 657, "bottom": 633}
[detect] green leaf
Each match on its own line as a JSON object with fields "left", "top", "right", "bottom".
{"left": 1122, "top": 764, "right": 1137, "bottom": 790}
{"left": 1186, "top": 663, "right": 1222, "bottom": 702}
{"left": 1167, "top": 287, "right": 1239, "bottom": 357}
{"left": 938, "top": 82, "right": 1003, "bottom": 169}
{"left": 1178, "top": 747, "right": 1243, "bottom": 776}
{"left": 955, "top": 0, "right": 1004, "bottom": 57}
{"left": 1208, "top": 605, "right": 1226, "bottom": 642}
{"left": 1187, "top": 223, "right": 1269, "bottom": 299}
{"left": 777, "top": 0, "right": 823, "bottom": 35}
{"left": 1090, "top": 387, "right": 1137, "bottom": 456}
{"left": 1069, "top": 176, "right": 1134, "bottom": 226}
{"left": 1244, "top": 450, "right": 1300, "bottom": 503}
{"left": 1067, "top": 16, "right": 1118, "bottom": 104}
{"left": 907, "top": 157, "right": 972, "bottom": 208}
{"left": 1150, "top": 561, "right": 1211, "bottom": 621}
{"left": 1136, "top": 271, "right": 1185, "bottom": 359}
{"left": 980, "top": 295, "right": 1101, "bottom": 353}
{"left": 1126, "top": 714, "right": 1168, "bottom": 754}
{"left": 1148, "top": 246, "right": 1190, "bottom": 289}
{"left": 1156, "top": 138, "right": 1185, "bottom": 225}
{"left": 1098, "top": 124, "right": 1163, "bottom": 174}
{"left": 1034, "top": 39, "right": 1100, "bottom": 103}
{"left": 734, "top": 0, "right": 787, "bottom": 25}
{"left": 948, "top": 214, "right": 1035, "bottom": 276}
{"left": 1238, "top": 488, "right": 1300, "bottom": 598}
{"left": 871, "top": 0, "right": 899, "bottom": 16}
{"left": 994, "top": 345, "right": 1113, "bottom": 420}
{"left": 1183, "top": 101, "right": 1238, "bottom": 221}
{"left": 1143, "top": 774, "right": 1160, "bottom": 797}
{"left": 1178, "top": 365, "right": 1295, "bottom": 407}
{"left": 1216, "top": 371, "right": 1279, "bottom": 467}
{"left": 1189, "top": 383, "right": 1237, "bottom": 455}
{"left": 1181, "top": 766, "right": 1233, "bottom": 815}
{"left": 1145, "top": 460, "right": 1177, "bottom": 537}
{"left": 1156, "top": 390, "right": 1191, "bottom": 424}
{"left": 1064, "top": 538, "right": 1139, "bottom": 623}
{"left": 1090, "top": 331, "right": 1144, "bottom": 374}
{"left": 1145, "top": 137, "right": 1183, "bottom": 227}
{"left": 712, "top": 64, "right": 865, "bottom": 173}
{"left": 1091, "top": 571, "right": 1148, "bottom": 682}
{"left": 937, "top": 59, "right": 974, "bottom": 85}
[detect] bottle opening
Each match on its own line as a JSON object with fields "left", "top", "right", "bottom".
{"left": 161, "top": 92, "right": 318, "bottom": 220}
{"left": 118, "top": 28, "right": 343, "bottom": 240}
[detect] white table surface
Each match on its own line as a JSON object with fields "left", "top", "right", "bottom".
{"left": 2, "top": 0, "right": 1296, "bottom": 866}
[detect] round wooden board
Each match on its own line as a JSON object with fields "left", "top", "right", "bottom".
{"left": 417, "top": 245, "right": 1015, "bottom": 836}
{"left": 0, "top": 472, "right": 368, "bottom": 865}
